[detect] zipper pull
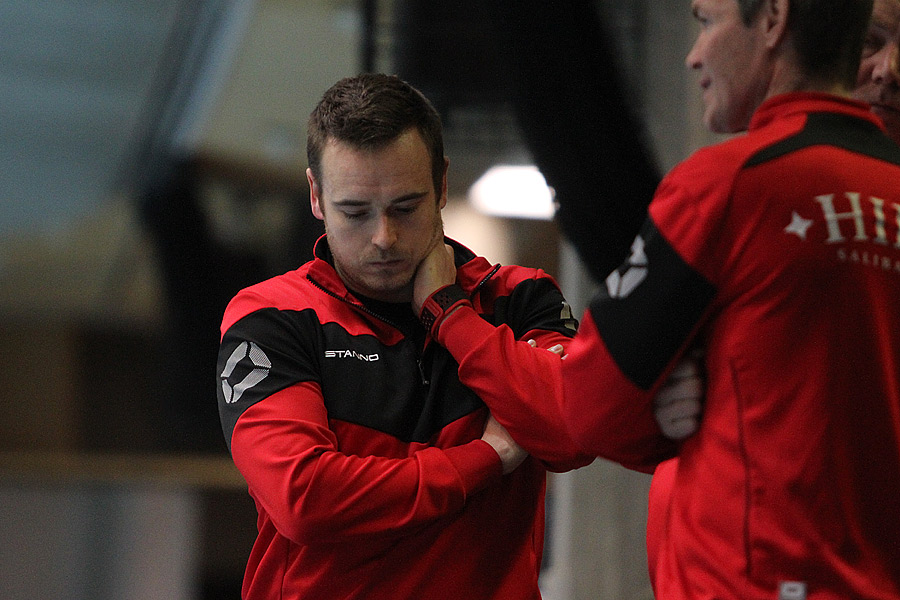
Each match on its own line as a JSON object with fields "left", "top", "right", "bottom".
{"left": 417, "top": 357, "right": 430, "bottom": 386}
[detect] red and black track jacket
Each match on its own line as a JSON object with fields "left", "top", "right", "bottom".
{"left": 217, "top": 236, "right": 591, "bottom": 600}
{"left": 562, "top": 93, "right": 900, "bottom": 600}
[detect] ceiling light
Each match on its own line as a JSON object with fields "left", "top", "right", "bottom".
{"left": 467, "top": 165, "right": 556, "bottom": 220}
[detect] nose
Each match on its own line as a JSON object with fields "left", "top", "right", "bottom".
{"left": 873, "top": 41, "right": 900, "bottom": 85}
{"left": 372, "top": 214, "right": 398, "bottom": 249}
{"left": 685, "top": 37, "right": 702, "bottom": 71}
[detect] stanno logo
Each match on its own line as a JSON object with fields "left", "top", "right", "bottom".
{"left": 221, "top": 341, "right": 271, "bottom": 404}
{"left": 325, "top": 350, "right": 380, "bottom": 362}
{"left": 605, "top": 235, "right": 648, "bottom": 299}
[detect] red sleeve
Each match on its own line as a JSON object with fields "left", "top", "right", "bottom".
{"left": 558, "top": 156, "right": 723, "bottom": 471}
{"left": 231, "top": 380, "right": 502, "bottom": 546}
{"left": 559, "top": 311, "right": 671, "bottom": 472}
{"left": 436, "top": 306, "right": 594, "bottom": 472}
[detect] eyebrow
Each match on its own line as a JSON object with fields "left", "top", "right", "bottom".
{"left": 332, "top": 192, "right": 430, "bottom": 207}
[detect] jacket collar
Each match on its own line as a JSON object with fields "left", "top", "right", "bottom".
{"left": 306, "top": 234, "right": 498, "bottom": 302}
{"left": 749, "top": 91, "right": 881, "bottom": 132}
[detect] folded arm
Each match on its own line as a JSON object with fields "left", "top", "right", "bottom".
{"left": 230, "top": 380, "right": 503, "bottom": 546}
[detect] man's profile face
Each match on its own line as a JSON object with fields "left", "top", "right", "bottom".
{"left": 685, "top": 0, "right": 772, "bottom": 133}
{"left": 307, "top": 129, "right": 447, "bottom": 303}
{"left": 854, "top": 0, "right": 900, "bottom": 144}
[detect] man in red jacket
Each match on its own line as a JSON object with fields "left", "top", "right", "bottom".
{"left": 646, "top": 0, "right": 900, "bottom": 596}
{"left": 646, "top": 0, "right": 900, "bottom": 588}
{"left": 217, "top": 73, "right": 580, "bottom": 600}
{"left": 553, "top": 0, "right": 900, "bottom": 598}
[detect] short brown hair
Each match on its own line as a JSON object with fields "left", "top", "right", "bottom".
{"left": 307, "top": 73, "right": 445, "bottom": 197}
{"left": 737, "top": 0, "right": 874, "bottom": 88}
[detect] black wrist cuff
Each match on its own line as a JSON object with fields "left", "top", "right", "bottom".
{"left": 419, "top": 284, "right": 470, "bottom": 336}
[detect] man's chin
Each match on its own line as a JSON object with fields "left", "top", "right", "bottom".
{"left": 357, "top": 276, "right": 414, "bottom": 304}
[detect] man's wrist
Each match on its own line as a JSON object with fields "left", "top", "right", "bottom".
{"left": 418, "top": 284, "right": 471, "bottom": 336}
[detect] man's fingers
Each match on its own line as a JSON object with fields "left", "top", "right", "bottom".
{"left": 668, "top": 357, "right": 701, "bottom": 380}
{"left": 655, "top": 376, "right": 703, "bottom": 408}
{"left": 657, "top": 415, "right": 700, "bottom": 440}
{"left": 655, "top": 398, "right": 702, "bottom": 440}
{"left": 655, "top": 352, "right": 705, "bottom": 439}
{"left": 526, "top": 339, "right": 565, "bottom": 357}
{"left": 655, "top": 397, "right": 702, "bottom": 423}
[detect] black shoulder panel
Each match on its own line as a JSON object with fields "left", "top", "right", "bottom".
{"left": 485, "top": 277, "right": 578, "bottom": 339}
{"left": 589, "top": 219, "right": 715, "bottom": 390}
{"left": 217, "top": 307, "right": 324, "bottom": 449}
{"left": 217, "top": 306, "right": 484, "bottom": 446}
{"left": 745, "top": 113, "right": 900, "bottom": 168}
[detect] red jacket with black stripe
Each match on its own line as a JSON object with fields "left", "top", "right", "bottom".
{"left": 560, "top": 93, "right": 900, "bottom": 600}
{"left": 217, "top": 235, "right": 591, "bottom": 600}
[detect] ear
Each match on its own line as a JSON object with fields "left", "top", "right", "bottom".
{"left": 307, "top": 168, "right": 325, "bottom": 220}
{"left": 439, "top": 157, "right": 449, "bottom": 210}
{"left": 761, "top": 0, "right": 790, "bottom": 50}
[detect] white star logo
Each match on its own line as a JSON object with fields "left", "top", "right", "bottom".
{"left": 605, "top": 235, "right": 648, "bottom": 299}
{"left": 784, "top": 211, "right": 813, "bottom": 240}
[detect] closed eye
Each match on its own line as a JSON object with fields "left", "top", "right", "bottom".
{"left": 336, "top": 206, "right": 369, "bottom": 220}
{"left": 389, "top": 196, "right": 428, "bottom": 217}
{"left": 861, "top": 32, "right": 888, "bottom": 59}
{"left": 692, "top": 7, "right": 707, "bottom": 27}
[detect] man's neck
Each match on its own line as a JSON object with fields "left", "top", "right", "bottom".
{"left": 765, "top": 45, "right": 851, "bottom": 100}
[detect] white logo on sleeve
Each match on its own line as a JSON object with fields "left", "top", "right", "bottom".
{"left": 605, "top": 235, "right": 648, "bottom": 299}
{"left": 221, "top": 341, "right": 271, "bottom": 404}
{"left": 560, "top": 301, "right": 577, "bottom": 331}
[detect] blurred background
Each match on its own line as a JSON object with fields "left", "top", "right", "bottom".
{"left": 0, "top": 1, "right": 722, "bottom": 598}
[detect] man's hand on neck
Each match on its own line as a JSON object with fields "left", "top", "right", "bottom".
{"left": 411, "top": 236, "right": 457, "bottom": 315}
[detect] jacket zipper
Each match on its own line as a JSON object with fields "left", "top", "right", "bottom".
{"left": 307, "top": 263, "right": 501, "bottom": 386}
